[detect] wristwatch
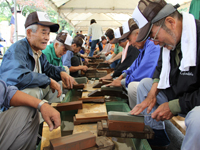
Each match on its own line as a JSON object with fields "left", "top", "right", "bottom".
{"left": 37, "top": 100, "right": 48, "bottom": 112}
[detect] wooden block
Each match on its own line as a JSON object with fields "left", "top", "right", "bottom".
{"left": 53, "top": 101, "right": 83, "bottom": 112}
{"left": 96, "top": 63, "right": 111, "bottom": 69}
{"left": 41, "top": 122, "right": 61, "bottom": 150}
{"left": 170, "top": 116, "right": 186, "bottom": 135}
{"left": 88, "top": 89, "right": 127, "bottom": 99}
{"left": 78, "top": 97, "right": 105, "bottom": 103}
{"left": 97, "top": 121, "right": 154, "bottom": 139}
{"left": 85, "top": 136, "right": 115, "bottom": 150}
{"left": 101, "top": 120, "right": 108, "bottom": 130}
{"left": 50, "top": 131, "right": 96, "bottom": 150}
{"left": 73, "top": 84, "right": 85, "bottom": 89}
{"left": 108, "top": 111, "right": 144, "bottom": 123}
{"left": 78, "top": 103, "right": 107, "bottom": 114}
{"left": 97, "top": 68, "right": 114, "bottom": 74}
{"left": 93, "top": 80, "right": 112, "bottom": 88}
{"left": 108, "top": 120, "right": 145, "bottom": 132}
{"left": 74, "top": 116, "right": 107, "bottom": 125}
{"left": 73, "top": 123, "right": 98, "bottom": 136}
{"left": 85, "top": 69, "right": 107, "bottom": 78}
{"left": 87, "top": 63, "right": 99, "bottom": 68}
{"left": 75, "top": 112, "right": 108, "bottom": 120}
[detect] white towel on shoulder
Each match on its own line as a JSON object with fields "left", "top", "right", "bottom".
{"left": 157, "top": 12, "right": 197, "bottom": 89}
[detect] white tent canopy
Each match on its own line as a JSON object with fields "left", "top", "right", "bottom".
{"left": 45, "top": 0, "right": 191, "bottom": 33}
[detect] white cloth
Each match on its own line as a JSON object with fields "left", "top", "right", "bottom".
{"left": 158, "top": 12, "right": 197, "bottom": 89}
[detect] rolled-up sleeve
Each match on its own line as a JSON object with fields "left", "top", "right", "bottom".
{"left": 0, "top": 80, "right": 18, "bottom": 109}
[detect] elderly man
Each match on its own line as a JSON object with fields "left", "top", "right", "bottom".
{"left": 0, "top": 11, "right": 77, "bottom": 103}
{"left": 43, "top": 32, "right": 73, "bottom": 74}
{"left": 106, "top": 19, "right": 160, "bottom": 109}
{"left": 0, "top": 79, "right": 60, "bottom": 149}
{"left": 131, "top": 0, "right": 200, "bottom": 149}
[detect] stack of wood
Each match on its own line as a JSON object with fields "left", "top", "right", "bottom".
{"left": 97, "top": 111, "right": 155, "bottom": 139}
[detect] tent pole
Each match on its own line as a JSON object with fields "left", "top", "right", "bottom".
{"left": 14, "top": 0, "right": 18, "bottom": 42}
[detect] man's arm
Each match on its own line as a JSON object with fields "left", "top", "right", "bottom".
{"left": 10, "top": 90, "right": 61, "bottom": 131}
{"left": 107, "top": 52, "right": 122, "bottom": 64}
{"left": 10, "top": 24, "right": 14, "bottom": 43}
{"left": 69, "top": 65, "right": 88, "bottom": 72}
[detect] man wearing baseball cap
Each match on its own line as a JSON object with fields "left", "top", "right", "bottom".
{"left": 0, "top": 11, "right": 77, "bottom": 103}
{"left": 0, "top": 11, "right": 73, "bottom": 149}
{"left": 131, "top": 0, "right": 200, "bottom": 149}
{"left": 62, "top": 36, "right": 88, "bottom": 77}
{"left": 106, "top": 19, "right": 160, "bottom": 109}
{"left": 43, "top": 31, "right": 73, "bottom": 75}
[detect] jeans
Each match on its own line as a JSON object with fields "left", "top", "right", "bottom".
{"left": 89, "top": 39, "right": 103, "bottom": 57}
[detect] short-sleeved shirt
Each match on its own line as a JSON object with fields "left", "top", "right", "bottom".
{"left": 114, "top": 43, "right": 123, "bottom": 55}
{"left": 62, "top": 51, "right": 74, "bottom": 68}
{"left": 87, "top": 23, "right": 103, "bottom": 40}
{"left": 10, "top": 15, "right": 15, "bottom": 25}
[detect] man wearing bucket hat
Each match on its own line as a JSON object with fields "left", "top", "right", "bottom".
{"left": 43, "top": 31, "right": 73, "bottom": 74}
{"left": 130, "top": 0, "right": 200, "bottom": 149}
{"left": 106, "top": 19, "right": 160, "bottom": 108}
{"left": 0, "top": 11, "right": 77, "bottom": 103}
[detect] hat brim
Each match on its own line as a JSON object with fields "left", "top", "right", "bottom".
{"left": 38, "top": 21, "right": 59, "bottom": 32}
{"left": 65, "top": 44, "right": 73, "bottom": 51}
{"left": 110, "top": 38, "right": 120, "bottom": 44}
{"left": 136, "top": 22, "right": 153, "bottom": 42}
{"left": 119, "top": 31, "right": 131, "bottom": 41}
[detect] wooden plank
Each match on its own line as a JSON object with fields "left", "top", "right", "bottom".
{"left": 97, "top": 121, "right": 154, "bottom": 139}
{"left": 73, "top": 84, "right": 85, "bottom": 89}
{"left": 170, "top": 116, "right": 186, "bottom": 135}
{"left": 108, "top": 120, "right": 145, "bottom": 132}
{"left": 78, "top": 97, "right": 105, "bottom": 103}
{"left": 96, "top": 63, "right": 111, "bottom": 69}
{"left": 74, "top": 116, "right": 107, "bottom": 125}
{"left": 88, "top": 89, "right": 128, "bottom": 99}
{"left": 75, "top": 112, "right": 108, "bottom": 120}
{"left": 49, "top": 131, "right": 96, "bottom": 150}
{"left": 78, "top": 103, "right": 107, "bottom": 114}
{"left": 73, "top": 123, "right": 98, "bottom": 137}
{"left": 40, "top": 122, "right": 61, "bottom": 150}
{"left": 52, "top": 101, "right": 83, "bottom": 112}
{"left": 101, "top": 120, "right": 108, "bottom": 130}
{"left": 85, "top": 136, "right": 115, "bottom": 150}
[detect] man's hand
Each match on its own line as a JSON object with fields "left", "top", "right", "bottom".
{"left": 99, "top": 74, "right": 113, "bottom": 81}
{"left": 81, "top": 66, "right": 88, "bottom": 72}
{"left": 84, "top": 58, "right": 90, "bottom": 65}
{"left": 151, "top": 102, "right": 174, "bottom": 121}
{"left": 60, "top": 71, "right": 78, "bottom": 89}
{"left": 50, "top": 78, "right": 62, "bottom": 98}
{"left": 107, "top": 59, "right": 113, "bottom": 64}
{"left": 130, "top": 92, "right": 157, "bottom": 115}
{"left": 40, "top": 103, "right": 61, "bottom": 131}
{"left": 105, "top": 79, "right": 121, "bottom": 87}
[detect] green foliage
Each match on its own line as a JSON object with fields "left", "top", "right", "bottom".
{"left": 0, "top": 1, "right": 13, "bottom": 23}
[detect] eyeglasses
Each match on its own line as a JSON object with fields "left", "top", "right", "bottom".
{"left": 150, "top": 20, "right": 165, "bottom": 42}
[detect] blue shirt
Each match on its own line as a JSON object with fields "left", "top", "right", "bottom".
{"left": 10, "top": 15, "right": 15, "bottom": 25}
{"left": 62, "top": 50, "right": 74, "bottom": 68}
{"left": 0, "top": 38, "right": 65, "bottom": 90}
{"left": 0, "top": 80, "right": 18, "bottom": 110}
{"left": 123, "top": 39, "right": 160, "bottom": 87}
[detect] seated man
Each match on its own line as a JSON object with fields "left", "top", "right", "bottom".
{"left": 43, "top": 31, "right": 74, "bottom": 75}
{"left": 94, "top": 36, "right": 114, "bottom": 58}
{"left": 104, "top": 28, "right": 123, "bottom": 69}
{"left": 62, "top": 36, "right": 88, "bottom": 77}
{"left": 106, "top": 19, "right": 160, "bottom": 109}
{"left": 0, "top": 11, "right": 77, "bottom": 103}
{"left": 131, "top": 0, "right": 200, "bottom": 149}
{"left": 0, "top": 79, "right": 60, "bottom": 149}
{"left": 100, "top": 20, "right": 140, "bottom": 80}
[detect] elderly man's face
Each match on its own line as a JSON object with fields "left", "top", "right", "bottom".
{"left": 28, "top": 25, "right": 50, "bottom": 51}
{"left": 150, "top": 23, "right": 176, "bottom": 50}
{"left": 54, "top": 43, "right": 68, "bottom": 58}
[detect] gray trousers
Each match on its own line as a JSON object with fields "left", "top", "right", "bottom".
{"left": 128, "top": 81, "right": 140, "bottom": 109}
{"left": 21, "top": 81, "right": 63, "bottom": 103}
{"left": 0, "top": 106, "right": 39, "bottom": 150}
{"left": 138, "top": 78, "right": 200, "bottom": 150}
